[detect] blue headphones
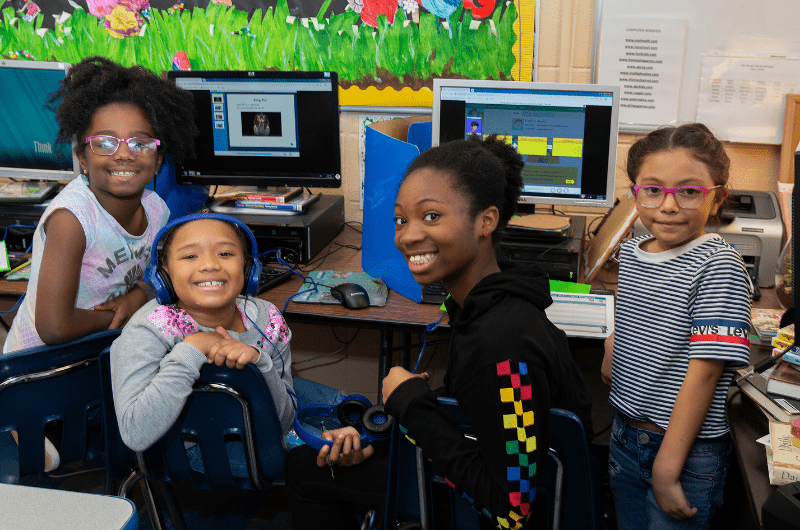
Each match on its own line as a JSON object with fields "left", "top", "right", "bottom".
{"left": 148, "top": 213, "right": 262, "bottom": 305}
{"left": 294, "top": 394, "right": 393, "bottom": 450}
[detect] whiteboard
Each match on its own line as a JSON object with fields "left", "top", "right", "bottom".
{"left": 592, "top": 0, "right": 800, "bottom": 134}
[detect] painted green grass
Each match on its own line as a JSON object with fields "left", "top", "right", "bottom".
{"left": 0, "top": 1, "right": 517, "bottom": 83}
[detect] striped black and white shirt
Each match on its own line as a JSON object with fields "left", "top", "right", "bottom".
{"left": 610, "top": 233, "right": 752, "bottom": 438}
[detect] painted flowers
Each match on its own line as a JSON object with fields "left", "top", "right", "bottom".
{"left": 86, "top": 0, "right": 150, "bottom": 39}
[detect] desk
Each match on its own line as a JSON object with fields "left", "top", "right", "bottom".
{"left": 0, "top": 483, "right": 138, "bottom": 529}
{"left": 728, "top": 335, "right": 781, "bottom": 530}
{"left": 259, "top": 226, "right": 450, "bottom": 399}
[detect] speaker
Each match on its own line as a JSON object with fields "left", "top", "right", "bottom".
{"left": 147, "top": 213, "right": 262, "bottom": 305}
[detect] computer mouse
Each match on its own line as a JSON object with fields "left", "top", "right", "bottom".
{"left": 329, "top": 283, "right": 370, "bottom": 309}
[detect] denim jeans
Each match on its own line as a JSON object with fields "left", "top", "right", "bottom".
{"left": 608, "top": 411, "right": 730, "bottom": 530}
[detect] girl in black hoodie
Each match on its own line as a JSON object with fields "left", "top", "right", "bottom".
{"left": 286, "top": 135, "right": 592, "bottom": 529}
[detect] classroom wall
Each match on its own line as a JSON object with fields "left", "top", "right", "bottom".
{"left": 332, "top": 0, "right": 783, "bottom": 226}
{"left": 299, "top": 0, "right": 784, "bottom": 400}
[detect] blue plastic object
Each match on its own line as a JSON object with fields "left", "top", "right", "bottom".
{"left": 362, "top": 118, "right": 432, "bottom": 304}
{"left": 0, "top": 329, "right": 121, "bottom": 483}
{"left": 146, "top": 155, "right": 210, "bottom": 221}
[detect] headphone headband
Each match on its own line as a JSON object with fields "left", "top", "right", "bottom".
{"left": 293, "top": 395, "right": 393, "bottom": 450}
{"left": 147, "top": 212, "right": 262, "bottom": 305}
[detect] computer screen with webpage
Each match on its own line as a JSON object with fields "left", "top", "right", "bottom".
{"left": 169, "top": 70, "right": 341, "bottom": 189}
{"left": 433, "top": 79, "right": 619, "bottom": 209}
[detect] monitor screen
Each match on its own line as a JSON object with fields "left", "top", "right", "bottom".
{"left": 169, "top": 70, "right": 342, "bottom": 189}
{"left": 433, "top": 79, "right": 620, "bottom": 209}
{"left": 0, "top": 59, "right": 78, "bottom": 182}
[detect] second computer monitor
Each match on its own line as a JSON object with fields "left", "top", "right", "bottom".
{"left": 433, "top": 79, "right": 620, "bottom": 209}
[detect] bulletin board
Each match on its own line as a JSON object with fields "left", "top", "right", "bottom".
{"left": 2, "top": 0, "right": 537, "bottom": 108}
{"left": 592, "top": 0, "right": 800, "bottom": 135}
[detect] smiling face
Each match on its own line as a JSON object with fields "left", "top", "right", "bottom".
{"left": 633, "top": 148, "right": 724, "bottom": 253}
{"left": 394, "top": 168, "right": 499, "bottom": 303}
{"left": 77, "top": 102, "right": 163, "bottom": 204}
{"left": 162, "top": 219, "right": 247, "bottom": 324}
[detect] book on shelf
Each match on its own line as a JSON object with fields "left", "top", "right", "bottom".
{"left": 767, "top": 420, "right": 800, "bottom": 486}
{"left": 232, "top": 194, "right": 317, "bottom": 212}
{"left": 0, "top": 181, "right": 59, "bottom": 203}
{"left": 736, "top": 368, "right": 800, "bottom": 423}
{"left": 767, "top": 361, "right": 800, "bottom": 400}
{"left": 751, "top": 308, "right": 786, "bottom": 340}
{"left": 213, "top": 186, "right": 303, "bottom": 203}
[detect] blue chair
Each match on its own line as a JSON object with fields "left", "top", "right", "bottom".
{"left": 383, "top": 398, "right": 598, "bottom": 530}
{"left": 98, "top": 347, "right": 287, "bottom": 530}
{"left": 0, "top": 329, "right": 121, "bottom": 483}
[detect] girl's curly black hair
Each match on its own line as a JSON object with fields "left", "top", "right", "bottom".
{"left": 49, "top": 56, "right": 197, "bottom": 165}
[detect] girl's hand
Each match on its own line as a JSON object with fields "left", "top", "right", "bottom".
{"left": 601, "top": 331, "right": 614, "bottom": 387}
{"left": 94, "top": 285, "right": 149, "bottom": 329}
{"left": 182, "top": 331, "right": 225, "bottom": 355}
{"left": 206, "top": 327, "right": 260, "bottom": 369}
{"left": 382, "top": 366, "right": 429, "bottom": 403}
{"left": 652, "top": 456, "right": 697, "bottom": 519}
{"left": 315, "top": 426, "right": 374, "bottom": 467}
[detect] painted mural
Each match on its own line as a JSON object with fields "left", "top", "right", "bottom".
{"left": 0, "top": 0, "right": 534, "bottom": 105}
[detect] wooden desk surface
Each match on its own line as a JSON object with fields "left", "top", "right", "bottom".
{"left": 0, "top": 227, "right": 451, "bottom": 332}
{"left": 258, "top": 226, "right": 450, "bottom": 332}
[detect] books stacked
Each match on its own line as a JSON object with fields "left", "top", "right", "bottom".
{"left": 232, "top": 187, "right": 307, "bottom": 212}
{"left": 214, "top": 187, "right": 315, "bottom": 213}
{"left": 766, "top": 420, "right": 800, "bottom": 486}
{"left": 737, "top": 368, "right": 800, "bottom": 423}
{"left": 772, "top": 323, "right": 795, "bottom": 358}
{"left": 751, "top": 308, "right": 786, "bottom": 341}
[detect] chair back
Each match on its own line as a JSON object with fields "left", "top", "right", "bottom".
{"left": 99, "top": 347, "right": 286, "bottom": 491}
{"left": 383, "top": 398, "right": 598, "bottom": 530}
{"left": 98, "top": 347, "right": 139, "bottom": 487}
{"left": 548, "top": 408, "right": 602, "bottom": 530}
{"left": 0, "top": 330, "right": 121, "bottom": 482}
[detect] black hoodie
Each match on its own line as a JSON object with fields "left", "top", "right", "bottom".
{"left": 385, "top": 263, "right": 593, "bottom": 529}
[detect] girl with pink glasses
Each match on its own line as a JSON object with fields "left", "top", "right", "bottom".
{"left": 601, "top": 123, "right": 752, "bottom": 529}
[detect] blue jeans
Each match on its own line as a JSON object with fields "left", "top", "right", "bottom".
{"left": 608, "top": 411, "right": 730, "bottom": 530}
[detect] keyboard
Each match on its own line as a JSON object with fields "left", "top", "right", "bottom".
{"left": 421, "top": 281, "right": 449, "bottom": 305}
{"left": 257, "top": 262, "right": 295, "bottom": 294}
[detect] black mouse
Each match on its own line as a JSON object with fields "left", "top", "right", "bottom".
{"left": 329, "top": 283, "right": 370, "bottom": 309}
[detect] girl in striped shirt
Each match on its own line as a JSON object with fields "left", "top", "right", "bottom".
{"left": 601, "top": 123, "right": 751, "bottom": 529}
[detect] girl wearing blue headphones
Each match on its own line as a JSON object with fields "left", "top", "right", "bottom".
{"left": 110, "top": 214, "right": 296, "bottom": 456}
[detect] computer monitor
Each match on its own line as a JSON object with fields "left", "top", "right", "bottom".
{"left": 0, "top": 59, "right": 78, "bottom": 182}
{"left": 168, "top": 70, "right": 342, "bottom": 189}
{"left": 432, "top": 79, "right": 620, "bottom": 209}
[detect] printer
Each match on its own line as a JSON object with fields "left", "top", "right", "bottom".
{"left": 632, "top": 190, "right": 784, "bottom": 288}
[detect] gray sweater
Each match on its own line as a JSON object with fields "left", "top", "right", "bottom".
{"left": 111, "top": 297, "right": 295, "bottom": 451}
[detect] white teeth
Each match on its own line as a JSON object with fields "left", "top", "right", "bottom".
{"left": 409, "top": 253, "right": 435, "bottom": 265}
{"left": 197, "top": 281, "right": 224, "bottom": 287}
{"left": 111, "top": 171, "right": 135, "bottom": 176}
